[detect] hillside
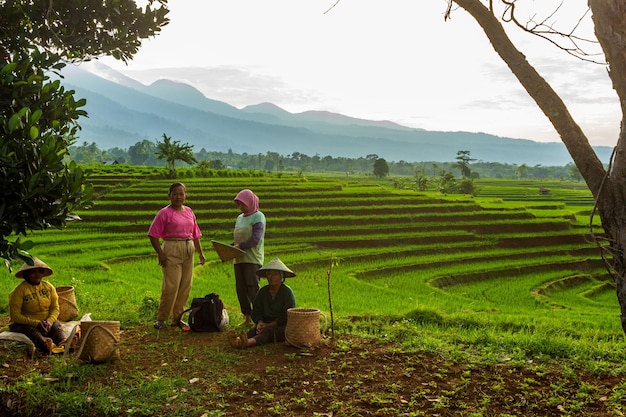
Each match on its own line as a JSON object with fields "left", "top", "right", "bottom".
{"left": 0, "top": 172, "right": 623, "bottom": 416}
{"left": 56, "top": 62, "right": 613, "bottom": 165}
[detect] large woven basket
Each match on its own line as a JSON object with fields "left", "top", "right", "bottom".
{"left": 56, "top": 286, "right": 78, "bottom": 322}
{"left": 285, "top": 308, "right": 327, "bottom": 348}
{"left": 211, "top": 240, "right": 245, "bottom": 262}
{"left": 75, "top": 321, "right": 120, "bottom": 363}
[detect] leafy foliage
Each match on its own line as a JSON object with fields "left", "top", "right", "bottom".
{"left": 373, "top": 157, "right": 389, "bottom": 178}
{"left": 0, "top": 0, "right": 169, "bottom": 266}
{"left": 155, "top": 133, "right": 197, "bottom": 178}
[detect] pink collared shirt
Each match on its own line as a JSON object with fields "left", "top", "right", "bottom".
{"left": 148, "top": 205, "right": 202, "bottom": 240}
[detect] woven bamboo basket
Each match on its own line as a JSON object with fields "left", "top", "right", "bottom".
{"left": 211, "top": 240, "right": 245, "bottom": 262}
{"left": 285, "top": 308, "right": 327, "bottom": 348}
{"left": 56, "top": 286, "right": 78, "bottom": 322}
{"left": 76, "top": 321, "right": 120, "bottom": 363}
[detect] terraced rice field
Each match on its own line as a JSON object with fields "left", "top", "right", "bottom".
{"left": 0, "top": 173, "right": 616, "bottom": 335}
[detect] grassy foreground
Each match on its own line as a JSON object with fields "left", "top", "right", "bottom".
{"left": 0, "top": 169, "right": 625, "bottom": 416}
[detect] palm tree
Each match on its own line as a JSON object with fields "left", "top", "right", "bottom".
{"left": 155, "top": 133, "right": 197, "bottom": 178}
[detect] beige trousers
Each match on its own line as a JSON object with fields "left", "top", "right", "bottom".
{"left": 157, "top": 240, "right": 195, "bottom": 323}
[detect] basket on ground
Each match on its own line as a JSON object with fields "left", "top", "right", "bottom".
{"left": 76, "top": 321, "right": 120, "bottom": 363}
{"left": 56, "top": 286, "right": 78, "bottom": 321}
{"left": 285, "top": 308, "right": 327, "bottom": 348}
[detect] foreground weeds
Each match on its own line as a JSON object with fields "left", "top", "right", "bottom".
{"left": 1, "top": 318, "right": 626, "bottom": 417}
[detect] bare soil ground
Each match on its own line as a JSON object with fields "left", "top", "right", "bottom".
{"left": 0, "top": 320, "right": 623, "bottom": 416}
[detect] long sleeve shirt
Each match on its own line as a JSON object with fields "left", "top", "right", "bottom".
{"left": 9, "top": 280, "right": 60, "bottom": 326}
{"left": 251, "top": 283, "right": 296, "bottom": 326}
{"left": 233, "top": 211, "right": 265, "bottom": 265}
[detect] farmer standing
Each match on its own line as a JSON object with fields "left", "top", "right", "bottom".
{"left": 231, "top": 189, "right": 266, "bottom": 326}
{"left": 148, "top": 182, "right": 205, "bottom": 330}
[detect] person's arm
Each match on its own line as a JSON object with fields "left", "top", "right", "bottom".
{"left": 8, "top": 286, "right": 39, "bottom": 327}
{"left": 250, "top": 287, "right": 265, "bottom": 324}
{"left": 237, "top": 222, "right": 264, "bottom": 250}
{"left": 193, "top": 238, "right": 205, "bottom": 265}
{"left": 149, "top": 236, "right": 167, "bottom": 267}
{"left": 276, "top": 286, "right": 296, "bottom": 327}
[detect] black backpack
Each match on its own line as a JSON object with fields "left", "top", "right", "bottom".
{"left": 176, "top": 293, "right": 224, "bottom": 332}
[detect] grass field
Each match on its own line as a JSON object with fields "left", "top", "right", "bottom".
{"left": 0, "top": 171, "right": 617, "bottom": 346}
{"left": 1, "top": 169, "right": 625, "bottom": 416}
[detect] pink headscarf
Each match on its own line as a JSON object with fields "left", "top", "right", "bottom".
{"left": 234, "top": 189, "right": 259, "bottom": 215}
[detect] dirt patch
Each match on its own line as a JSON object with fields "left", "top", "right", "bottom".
{"left": 0, "top": 321, "right": 622, "bottom": 416}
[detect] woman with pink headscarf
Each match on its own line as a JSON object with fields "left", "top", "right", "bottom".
{"left": 232, "top": 189, "right": 266, "bottom": 325}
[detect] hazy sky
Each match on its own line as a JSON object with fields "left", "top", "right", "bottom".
{"left": 99, "top": 1, "right": 619, "bottom": 147}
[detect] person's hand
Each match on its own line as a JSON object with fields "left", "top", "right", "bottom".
{"left": 38, "top": 320, "right": 51, "bottom": 334}
{"left": 157, "top": 252, "right": 167, "bottom": 267}
{"left": 256, "top": 321, "right": 266, "bottom": 334}
{"left": 198, "top": 254, "right": 205, "bottom": 265}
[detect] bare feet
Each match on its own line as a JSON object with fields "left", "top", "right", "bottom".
{"left": 239, "top": 331, "right": 249, "bottom": 348}
{"left": 44, "top": 338, "right": 54, "bottom": 353}
{"left": 227, "top": 330, "right": 241, "bottom": 348}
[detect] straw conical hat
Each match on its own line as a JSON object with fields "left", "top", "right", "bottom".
{"left": 15, "top": 257, "right": 54, "bottom": 278}
{"left": 211, "top": 240, "right": 245, "bottom": 262}
{"left": 256, "top": 257, "right": 296, "bottom": 278}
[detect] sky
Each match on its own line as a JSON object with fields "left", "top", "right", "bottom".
{"left": 98, "top": 0, "right": 619, "bottom": 147}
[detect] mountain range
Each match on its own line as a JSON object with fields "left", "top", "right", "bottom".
{"left": 56, "top": 62, "right": 612, "bottom": 166}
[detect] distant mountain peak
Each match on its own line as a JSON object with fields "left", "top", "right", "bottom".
{"left": 296, "top": 110, "right": 412, "bottom": 130}
{"left": 243, "top": 102, "right": 289, "bottom": 113}
{"left": 57, "top": 61, "right": 613, "bottom": 165}
{"left": 76, "top": 60, "right": 145, "bottom": 89}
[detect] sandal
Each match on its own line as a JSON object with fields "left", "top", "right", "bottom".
{"left": 179, "top": 321, "right": 190, "bottom": 332}
{"left": 153, "top": 320, "right": 166, "bottom": 330}
{"left": 51, "top": 345, "right": 65, "bottom": 354}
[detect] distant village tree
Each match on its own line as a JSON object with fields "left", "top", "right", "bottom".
{"left": 129, "top": 140, "right": 159, "bottom": 166}
{"left": 455, "top": 150, "right": 476, "bottom": 179}
{"left": 0, "top": 0, "right": 169, "bottom": 266}
{"left": 516, "top": 164, "right": 529, "bottom": 179}
{"left": 373, "top": 158, "right": 390, "bottom": 178}
{"left": 155, "top": 133, "right": 197, "bottom": 178}
{"left": 443, "top": 1, "right": 626, "bottom": 334}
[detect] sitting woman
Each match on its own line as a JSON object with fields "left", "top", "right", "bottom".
{"left": 228, "top": 257, "right": 296, "bottom": 349}
{"left": 8, "top": 258, "right": 66, "bottom": 354}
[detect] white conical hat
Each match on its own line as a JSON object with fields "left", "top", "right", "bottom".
{"left": 256, "top": 257, "right": 296, "bottom": 278}
{"left": 15, "top": 257, "right": 54, "bottom": 278}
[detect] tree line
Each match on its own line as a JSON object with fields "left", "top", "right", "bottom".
{"left": 69, "top": 139, "right": 583, "bottom": 181}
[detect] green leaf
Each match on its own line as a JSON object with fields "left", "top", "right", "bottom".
{"left": 8, "top": 114, "right": 20, "bottom": 132}
{"left": 0, "top": 62, "right": 17, "bottom": 75}
{"left": 30, "top": 109, "right": 43, "bottom": 124}
{"left": 29, "top": 126, "right": 39, "bottom": 139}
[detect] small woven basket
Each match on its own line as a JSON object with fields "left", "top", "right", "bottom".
{"left": 285, "top": 308, "right": 327, "bottom": 348}
{"left": 76, "top": 321, "right": 120, "bottom": 363}
{"left": 56, "top": 286, "right": 78, "bottom": 322}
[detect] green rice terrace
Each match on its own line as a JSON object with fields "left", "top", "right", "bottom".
{"left": 2, "top": 169, "right": 625, "bottom": 417}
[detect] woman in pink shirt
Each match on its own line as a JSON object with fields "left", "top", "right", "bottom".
{"left": 148, "top": 182, "right": 205, "bottom": 330}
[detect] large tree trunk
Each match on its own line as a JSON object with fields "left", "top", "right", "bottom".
{"left": 453, "top": 0, "right": 626, "bottom": 333}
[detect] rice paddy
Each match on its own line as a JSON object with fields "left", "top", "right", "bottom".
{"left": 0, "top": 170, "right": 619, "bottom": 344}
